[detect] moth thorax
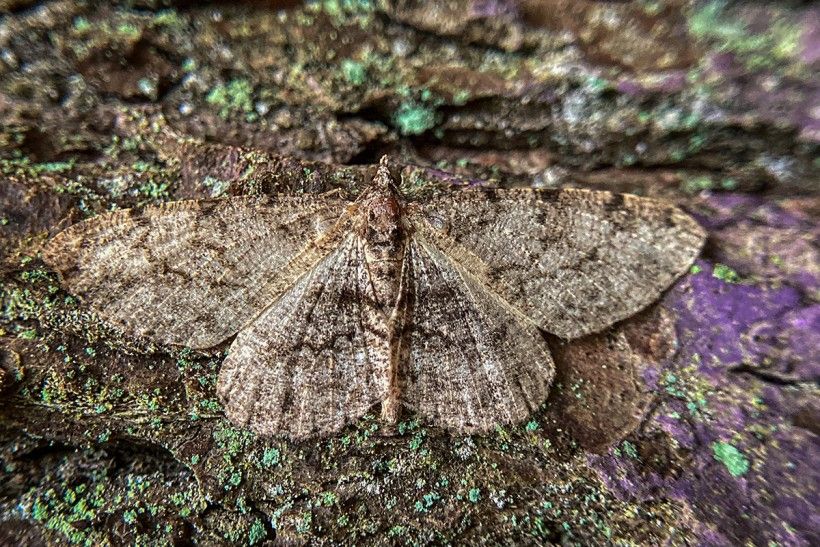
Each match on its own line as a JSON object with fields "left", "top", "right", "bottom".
{"left": 362, "top": 194, "right": 405, "bottom": 311}
{"left": 364, "top": 194, "right": 403, "bottom": 250}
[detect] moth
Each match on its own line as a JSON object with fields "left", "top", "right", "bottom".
{"left": 43, "top": 157, "right": 706, "bottom": 440}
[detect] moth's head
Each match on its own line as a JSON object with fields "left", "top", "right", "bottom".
{"left": 372, "top": 155, "right": 399, "bottom": 193}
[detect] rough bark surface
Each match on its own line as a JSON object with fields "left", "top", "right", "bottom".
{"left": 1, "top": 1, "right": 817, "bottom": 545}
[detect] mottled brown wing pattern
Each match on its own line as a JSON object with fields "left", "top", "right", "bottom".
{"left": 217, "top": 233, "right": 389, "bottom": 440}
{"left": 398, "top": 230, "right": 554, "bottom": 433}
{"left": 42, "top": 196, "right": 349, "bottom": 349}
{"left": 415, "top": 188, "right": 706, "bottom": 340}
{"left": 41, "top": 161, "right": 707, "bottom": 440}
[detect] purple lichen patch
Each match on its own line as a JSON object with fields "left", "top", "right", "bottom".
{"left": 673, "top": 261, "right": 803, "bottom": 374}
{"left": 590, "top": 186, "right": 819, "bottom": 545}
{"left": 696, "top": 194, "right": 820, "bottom": 296}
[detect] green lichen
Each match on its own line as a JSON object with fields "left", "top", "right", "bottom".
{"left": 409, "top": 430, "right": 426, "bottom": 451}
{"left": 41, "top": 160, "right": 76, "bottom": 173}
{"left": 682, "top": 175, "right": 739, "bottom": 194}
{"left": 414, "top": 491, "right": 440, "bottom": 513}
{"left": 199, "top": 399, "right": 221, "bottom": 412}
{"left": 0, "top": 157, "right": 76, "bottom": 177}
{"left": 720, "top": 178, "right": 738, "bottom": 190}
{"left": 314, "top": 0, "right": 375, "bottom": 18}
{"left": 202, "top": 175, "right": 230, "bottom": 197}
{"left": 295, "top": 511, "right": 312, "bottom": 534}
{"left": 212, "top": 424, "right": 256, "bottom": 491}
{"left": 153, "top": 9, "right": 184, "bottom": 28}
{"left": 712, "top": 263, "right": 740, "bottom": 283}
{"left": 682, "top": 175, "right": 714, "bottom": 193}
{"left": 261, "top": 447, "right": 280, "bottom": 468}
{"left": 137, "top": 78, "right": 157, "bottom": 98}
{"left": 341, "top": 59, "right": 366, "bottom": 85}
{"left": 620, "top": 441, "right": 639, "bottom": 460}
{"left": 320, "top": 492, "right": 338, "bottom": 506}
{"left": 137, "top": 179, "right": 171, "bottom": 202}
{"left": 393, "top": 101, "right": 437, "bottom": 136}
{"left": 115, "top": 22, "right": 141, "bottom": 40}
{"left": 21, "top": 479, "right": 131, "bottom": 546}
{"left": 206, "top": 79, "right": 256, "bottom": 120}
{"left": 661, "top": 363, "right": 710, "bottom": 418}
{"left": 712, "top": 441, "right": 750, "bottom": 477}
{"left": 17, "top": 328, "right": 37, "bottom": 340}
{"left": 73, "top": 16, "right": 92, "bottom": 32}
{"left": 53, "top": 179, "right": 106, "bottom": 217}
{"left": 248, "top": 518, "right": 267, "bottom": 544}
{"left": 453, "top": 89, "right": 471, "bottom": 105}
{"left": 122, "top": 509, "right": 137, "bottom": 524}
